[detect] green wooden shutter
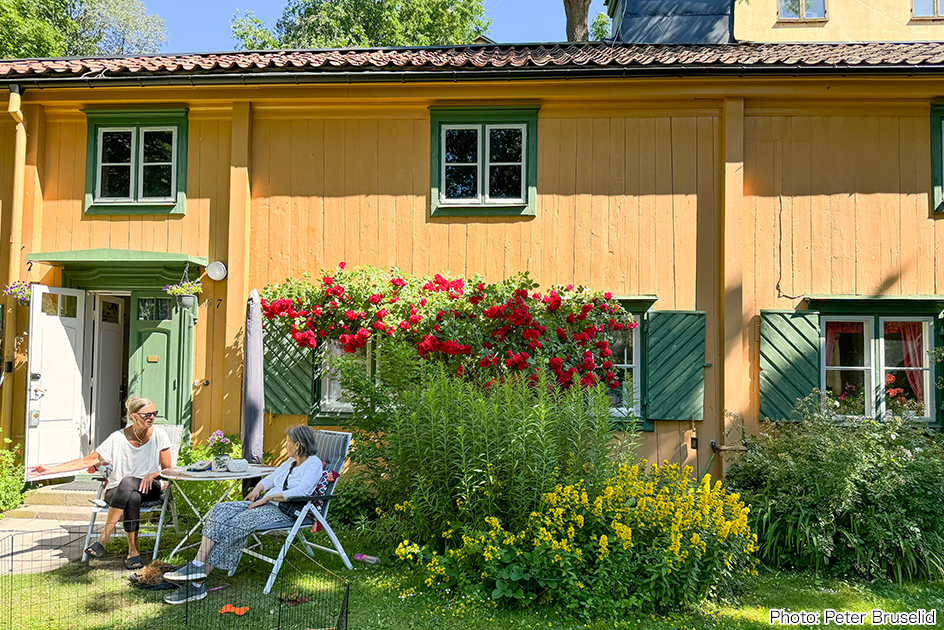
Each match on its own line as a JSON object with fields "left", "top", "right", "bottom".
{"left": 262, "top": 323, "right": 317, "bottom": 416}
{"left": 645, "top": 311, "right": 706, "bottom": 421}
{"left": 759, "top": 310, "right": 820, "bottom": 421}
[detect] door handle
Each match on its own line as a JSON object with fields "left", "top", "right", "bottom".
{"left": 30, "top": 373, "right": 41, "bottom": 380}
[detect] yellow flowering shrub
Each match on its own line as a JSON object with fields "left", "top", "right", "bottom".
{"left": 398, "top": 461, "right": 757, "bottom": 617}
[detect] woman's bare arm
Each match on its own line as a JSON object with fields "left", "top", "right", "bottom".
{"left": 31, "top": 452, "right": 103, "bottom": 477}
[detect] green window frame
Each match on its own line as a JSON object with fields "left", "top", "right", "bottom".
{"left": 429, "top": 107, "right": 538, "bottom": 217}
{"left": 83, "top": 109, "right": 188, "bottom": 215}
{"left": 932, "top": 104, "right": 944, "bottom": 213}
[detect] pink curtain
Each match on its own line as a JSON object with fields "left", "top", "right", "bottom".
{"left": 889, "top": 322, "right": 924, "bottom": 401}
{"left": 825, "top": 321, "right": 864, "bottom": 366}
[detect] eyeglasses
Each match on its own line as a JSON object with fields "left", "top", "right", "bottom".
{"left": 136, "top": 411, "right": 159, "bottom": 420}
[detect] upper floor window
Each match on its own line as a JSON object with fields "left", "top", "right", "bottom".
{"left": 914, "top": 0, "right": 942, "bottom": 18}
{"left": 429, "top": 108, "right": 538, "bottom": 217}
{"left": 84, "top": 109, "right": 188, "bottom": 215}
{"left": 779, "top": 0, "right": 826, "bottom": 20}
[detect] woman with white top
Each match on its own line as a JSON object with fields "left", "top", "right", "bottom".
{"left": 162, "top": 425, "right": 323, "bottom": 605}
{"left": 31, "top": 397, "right": 171, "bottom": 569}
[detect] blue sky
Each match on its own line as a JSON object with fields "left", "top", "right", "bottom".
{"left": 154, "top": 0, "right": 609, "bottom": 54}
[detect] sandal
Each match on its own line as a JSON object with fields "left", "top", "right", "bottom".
{"left": 85, "top": 541, "right": 106, "bottom": 559}
{"left": 125, "top": 555, "right": 143, "bottom": 570}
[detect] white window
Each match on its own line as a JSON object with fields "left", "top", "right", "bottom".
{"left": 914, "top": 0, "right": 941, "bottom": 18}
{"left": 318, "top": 341, "right": 374, "bottom": 415}
{"left": 441, "top": 123, "right": 526, "bottom": 205}
{"left": 779, "top": 0, "right": 826, "bottom": 20}
{"left": 821, "top": 317, "right": 933, "bottom": 420}
{"left": 96, "top": 126, "right": 176, "bottom": 203}
{"left": 607, "top": 324, "right": 642, "bottom": 421}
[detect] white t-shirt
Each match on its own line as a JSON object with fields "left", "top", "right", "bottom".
{"left": 259, "top": 456, "right": 323, "bottom": 501}
{"left": 95, "top": 426, "right": 171, "bottom": 490}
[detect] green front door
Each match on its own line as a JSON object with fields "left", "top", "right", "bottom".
{"left": 129, "top": 291, "right": 194, "bottom": 428}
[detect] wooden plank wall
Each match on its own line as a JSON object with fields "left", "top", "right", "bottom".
{"left": 742, "top": 112, "right": 938, "bottom": 433}
{"left": 249, "top": 109, "right": 722, "bottom": 474}
{"left": 0, "top": 120, "right": 12, "bottom": 297}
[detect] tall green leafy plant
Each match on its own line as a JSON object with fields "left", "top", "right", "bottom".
{"left": 362, "top": 366, "right": 632, "bottom": 546}
{"left": 725, "top": 392, "right": 944, "bottom": 581}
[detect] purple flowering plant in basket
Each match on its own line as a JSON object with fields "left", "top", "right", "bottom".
{"left": 3, "top": 281, "right": 30, "bottom": 304}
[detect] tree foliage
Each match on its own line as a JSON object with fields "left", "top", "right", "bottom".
{"left": 0, "top": 0, "right": 166, "bottom": 60}
{"left": 232, "top": 0, "right": 491, "bottom": 50}
{"left": 590, "top": 11, "right": 610, "bottom": 41}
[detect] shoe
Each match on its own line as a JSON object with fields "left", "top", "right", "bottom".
{"left": 84, "top": 541, "right": 106, "bottom": 559}
{"left": 164, "top": 561, "right": 209, "bottom": 582}
{"left": 164, "top": 581, "right": 207, "bottom": 605}
{"left": 124, "top": 555, "right": 143, "bottom": 570}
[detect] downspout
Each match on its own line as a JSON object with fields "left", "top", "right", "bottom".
{"left": 1, "top": 85, "right": 26, "bottom": 442}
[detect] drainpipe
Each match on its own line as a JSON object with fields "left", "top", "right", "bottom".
{"left": 1, "top": 85, "right": 26, "bottom": 442}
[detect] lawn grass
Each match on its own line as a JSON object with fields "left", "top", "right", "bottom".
{"left": 5, "top": 525, "right": 944, "bottom": 630}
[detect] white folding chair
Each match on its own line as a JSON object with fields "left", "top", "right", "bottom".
{"left": 228, "top": 429, "right": 353, "bottom": 594}
{"left": 82, "top": 424, "right": 183, "bottom": 562}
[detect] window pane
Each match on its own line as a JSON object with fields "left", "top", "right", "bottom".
{"left": 915, "top": 0, "right": 935, "bottom": 16}
{"left": 825, "top": 370, "right": 866, "bottom": 415}
{"left": 142, "top": 165, "right": 173, "bottom": 198}
{"left": 805, "top": 0, "right": 825, "bottom": 18}
{"left": 102, "top": 301, "right": 120, "bottom": 324}
{"left": 884, "top": 321, "right": 925, "bottom": 369}
{"left": 489, "top": 127, "right": 523, "bottom": 162}
{"left": 156, "top": 298, "right": 173, "bottom": 321}
{"left": 825, "top": 321, "right": 865, "bottom": 367}
{"left": 100, "top": 165, "right": 131, "bottom": 198}
{"left": 138, "top": 298, "right": 155, "bottom": 320}
{"left": 489, "top": 165, "right": 523, "bottom": 199}
{"left": 60, "top": 295, "right": 77, "bottom": 318}
{"left": 101, "top": 130, "right": 132, "bottom": 163}
{"left": 445, "top": 165, "right": 478, "bottom": 199}
{"left": 610, "top": 329, "right": 634, "bottom": 366}
{"left": 884, "top": 370, "right": 926, "bottom": 417}
{"left": 41, "top": 293, "right": 58, "bottom": 317}
{"left": 779, "top": 0, "right": 801, "bottom": 18}
{"left": 607, "top": 368, "right": 633, "bottom": 409}
{"left": 444, "top": 129, "right": 478, "bottom": 164}
{"left": 142, "top": 130, "right": 173, "bottom": 163}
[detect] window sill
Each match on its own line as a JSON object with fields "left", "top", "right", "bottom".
{"left": 431, "top": 203, "right": 535, "bottom": 217}
{"left": 85, "top": 201, "right": 184, "bottom": 216}
{"left": 775, "top": 17, "right": 828, "bottom": 23}
{"left": 910, "top": 16, "right": 944, "bottom": 21}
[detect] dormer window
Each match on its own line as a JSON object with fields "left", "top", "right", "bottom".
{"left": 779, "top": 0, "right": 827, "bottom": 20}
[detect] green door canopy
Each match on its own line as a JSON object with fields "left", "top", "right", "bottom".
{"left": 759, "top": 310, "right": 820, "bottom": 422}
{"left": 645, "top": 310, "right": 706, "bottom": 422}
{"left": 26, "top": 249, "right": 208, "bottom": 291}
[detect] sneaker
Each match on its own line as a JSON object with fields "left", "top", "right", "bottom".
{"left": 164, "top": 581, "right": 206, "bottom": 605}
{"left": 163, "top": 561, "right": 209, "bottom": 582}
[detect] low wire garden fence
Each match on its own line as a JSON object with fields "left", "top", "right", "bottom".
{"left": 0, "top": 513, "right": 349, "bottom": 630}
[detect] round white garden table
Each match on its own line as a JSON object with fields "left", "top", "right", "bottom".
{"left": 161, "top": 465, "right": 276, "bottom": 557}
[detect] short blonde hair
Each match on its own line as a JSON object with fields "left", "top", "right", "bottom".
{"left": 125, "top": 397, "right": 154, "bottom": 423}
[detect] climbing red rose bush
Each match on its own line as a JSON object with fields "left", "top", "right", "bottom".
{"left": 260, "top": 264, "right": 637, "bottom": 388}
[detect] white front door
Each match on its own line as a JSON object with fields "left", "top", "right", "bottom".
{"left": 92, "top": 296, "right": 124, "bottom": 446}
{"left": 25, "top": 285, "right": 87, "bottom": 473}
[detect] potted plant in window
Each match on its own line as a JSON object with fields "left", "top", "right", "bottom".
{"left": 163, "top": 279, "right": 203, "bottom": 309}
{"left": 3, "top": 281, "right": 31, "bottom": 307}
{"left": 208, "top": 430, "right": 234, "bottom": 472}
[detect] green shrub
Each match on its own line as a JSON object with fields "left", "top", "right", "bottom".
{"left": 0, "top": 437, "right": 25, "bottom": 513}
{"left": 176, "top": 433, "right": 243, "bottom": 515}
{"left": 398, "top": 461, "right": 756, "bottom": 617}
{"left": 725, "top": 392, "right": 944, "bottom": 582}
{"left": 360, "top": 366, "right": 634, "bottom": 547}
{"left": 328, "top": 473, "right": 378, "bottom": 527}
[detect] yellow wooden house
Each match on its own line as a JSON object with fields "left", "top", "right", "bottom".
{"left": 3, "top": 37, "right": 944, "bottom": 478}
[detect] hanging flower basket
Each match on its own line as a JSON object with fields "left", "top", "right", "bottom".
{"left": 163, "top": 279, "right": 203, "bottom": 309}
{"left": 3, "top": 281, "right": 30, "bottom": 307}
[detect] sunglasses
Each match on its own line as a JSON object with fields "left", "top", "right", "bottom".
{"left": 136, "top": 411, "right": 159, "bottom": 420}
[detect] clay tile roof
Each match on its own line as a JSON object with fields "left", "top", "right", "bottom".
{"left": 2, "top": 41, "right": 944, "bottom": 84}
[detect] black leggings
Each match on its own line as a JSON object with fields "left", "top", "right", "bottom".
{"left": 103, "top": 476, "right": 161, "bottom": 533}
